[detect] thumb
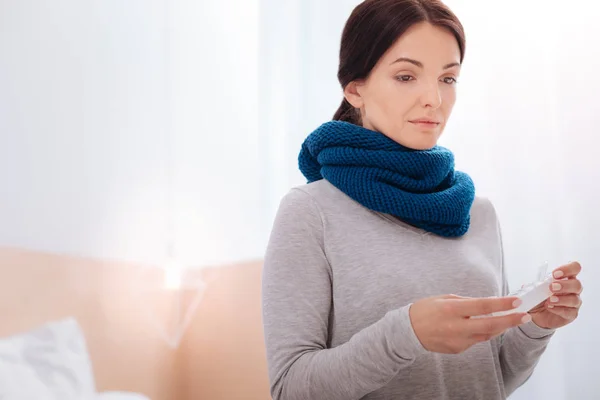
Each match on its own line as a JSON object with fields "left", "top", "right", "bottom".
{"left": 440, "top": 294, "right": 468, "bottom": 300}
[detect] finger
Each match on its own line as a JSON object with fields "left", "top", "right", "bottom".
{"left": 440, "top": 294, "right": 465, "bottom": 300}
{"left": 547, "top": 294, "right": 582, "bottom": 309}
{"left": 472, "top": 325, "right": 512, "bottom": 342}
{"left": 466, "top": 312, "right": 530, "bottom": 335}
{"left": 552, "top": 261, "right": 582, "bottom": 279}
{"left": 528, "top": 299, "right": 547, "bottom": 313}
{"left": 545, "top": 305, "right": 579, "bottom": 320}
{"left": 453, "top": 296, "right": 521, "bottom": 317}
{"left": 550, "top": 278, "right": 583, "bottom": 295}
{"left": 471, "top": 331, "right": 503, "bottom": 343}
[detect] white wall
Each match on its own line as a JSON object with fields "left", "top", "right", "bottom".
{"left": 0, "top": 0, "right": 262, "bottom": 268}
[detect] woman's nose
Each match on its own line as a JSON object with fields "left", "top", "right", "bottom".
{"left": 420, "top": 81, "right": 442, "bottom": 109}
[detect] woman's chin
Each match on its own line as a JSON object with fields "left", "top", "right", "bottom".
{"left": 379, "top": 128, "right": 440, "bottom": 150}
{"left": 393, "top": 136, "right": 439, "bottom": 150}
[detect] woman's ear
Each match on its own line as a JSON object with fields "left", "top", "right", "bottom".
{"left": 344, "top": 81, "right": 365, "bottom": 109}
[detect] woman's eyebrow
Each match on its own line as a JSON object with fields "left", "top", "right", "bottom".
{"left": 390, "top": 57, "right": 460, "bottom": 70}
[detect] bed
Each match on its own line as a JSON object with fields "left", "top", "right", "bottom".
{"left": 0, "top": 317, "right": 150, "bottom": 400}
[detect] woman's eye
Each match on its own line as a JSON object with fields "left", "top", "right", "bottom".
{"left": 396, "top": 75, "right": 414, "bottom": 82}
{"left": 442, "top": 77, "right": 458, "bottom": 84}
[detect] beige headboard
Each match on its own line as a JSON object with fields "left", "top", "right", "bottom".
{"left": 0, "top": 246, "right": 270, "bottom": 400}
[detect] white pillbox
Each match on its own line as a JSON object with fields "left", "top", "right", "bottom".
{"left": 491, "top": 273, "right": 554, "bottom": 317}
{"left": 470, "top": 262, "right": 556, "bottom": 319}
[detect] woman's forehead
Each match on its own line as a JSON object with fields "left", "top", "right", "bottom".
{"left": 381, "top": 23, "right": 461, "bottom": 68}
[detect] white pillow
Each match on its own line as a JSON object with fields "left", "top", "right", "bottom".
{"left": 0, "top": 317, "right": 96, "bottom": 400}
{"left": 97, "top": 392, "right": 151, "bottom": 400}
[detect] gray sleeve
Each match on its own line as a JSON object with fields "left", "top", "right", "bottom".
{"left": 261, "top": 188, "right": 427, "bottom": 400}
{"left": 496, "top": 219, "right": 555, "bottom": 396}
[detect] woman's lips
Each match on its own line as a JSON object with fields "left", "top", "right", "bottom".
{"left": 409, "top": 120, "right": 440, "bottom": 129}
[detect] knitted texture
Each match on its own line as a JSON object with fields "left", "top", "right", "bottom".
{"left": 298, "top": 121, "right": 475, "bottom": 237}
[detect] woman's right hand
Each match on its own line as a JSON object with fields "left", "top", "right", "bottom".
{"left": 409, "top": 294, "right": 530, "bottom": 354}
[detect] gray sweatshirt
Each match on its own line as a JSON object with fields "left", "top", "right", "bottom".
{"left": 261, "top": 179, "right": 555, "bottom": 400}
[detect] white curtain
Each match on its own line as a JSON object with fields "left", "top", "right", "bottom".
{"left": 259, "top": 0, "right": 600, "bottom": 398}
{"left": 0, "top": 0, "right": 264, "bottom": 268}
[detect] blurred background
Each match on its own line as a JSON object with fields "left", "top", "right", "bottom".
{"left": 0, "top": 0, "right": 598, "bottom": 399}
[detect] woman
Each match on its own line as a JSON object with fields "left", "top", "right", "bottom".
{"left": 261, "top": 1, "right": 583, "bottom": 399}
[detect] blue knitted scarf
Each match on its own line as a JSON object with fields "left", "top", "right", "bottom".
{"left": 298, "top": 121, "right": 475, "bottom": 237}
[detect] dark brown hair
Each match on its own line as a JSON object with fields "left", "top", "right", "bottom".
{"left": 333, "top": 0, "right": 466, "bottom": 125}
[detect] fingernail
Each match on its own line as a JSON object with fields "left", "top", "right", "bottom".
{"left": 552, "top": 283, "right": 562, "bottom": 291}
{"left": 512, "top": 299, "right": 522, "bottom": 308}
{"left": 548, "top": 304, "right": 554, "bottom": 309}
{"left": 554, "top": 271, "right": 564, "bottom": 279}
{"left": 521, "top": 314, "right": 532, "bottom": 324}
{"left": 550, "top": 296, "right": 559, "bottom": 303}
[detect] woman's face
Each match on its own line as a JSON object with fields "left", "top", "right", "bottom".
{"left": 345, "top": 22, "right": 461, "bottom": 150}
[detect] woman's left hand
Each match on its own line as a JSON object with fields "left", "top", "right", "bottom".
{"left": 529, "top": 261, "right": 583, "bottom": 329}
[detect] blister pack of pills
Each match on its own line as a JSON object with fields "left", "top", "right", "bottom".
{"left": 491, "top": 261, "right": 554, "bottom": 317}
